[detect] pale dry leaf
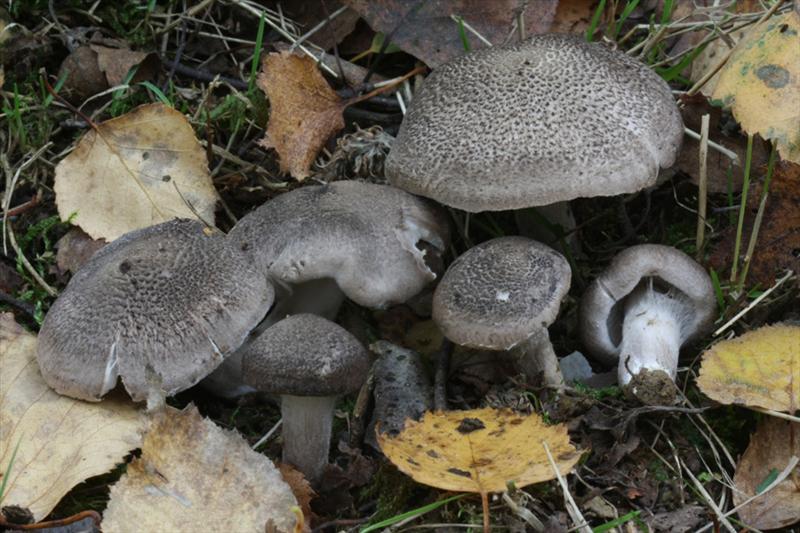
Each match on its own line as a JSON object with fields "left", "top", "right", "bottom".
{"left": 712, "top": 11, "right": 800, "bottom": 163}
{"left": 102, "top": 404, "right": 300, "bottom": 533}
{"left": 377, "top": 407, "right": 581, "bottom": 493}
{"left": 277, "top": 463, "right": 316, "bottom": 526}
{"left": 54, "top": 103, "right": 219, "bottom": 241}
{"left": 258, "top": 51, "right": 346, "bottom": 180}
{"left": 733, "top": 417, "right": 800, "bottom": 530}
{"left": 0, "top": 313, "right": 144, "bottom": 521}
{"left": 697, "top": 324, "right": 800, "bottom": 412}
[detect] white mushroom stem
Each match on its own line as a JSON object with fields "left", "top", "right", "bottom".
{"left": 617, "top": 286, "right": 692, "bottom": 386}
{"left": 511, "top": 328, "right": 565, "bottom": 389}
{"left": 281, "top": 394, "right": 336, "bottom": 483}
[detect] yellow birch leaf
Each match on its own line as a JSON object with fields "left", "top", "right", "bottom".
{"left": 54, "top": 103, "right": 219, "bottom": 241}
{"left": 712, "top": 11, "right": 800, "bottom": 163}
{"left": 0, "top": 313, "right": 144, "bottom": 521}
{"left": 102, "top": 404, "right": 301, "bottom": 533}
{"left": 697, "top": 324, "right": 800, "bottom": 412}
{"left": 377, "top": 407, "right": 581, "bottom": 493}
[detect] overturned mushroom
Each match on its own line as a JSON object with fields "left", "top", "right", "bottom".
{"left": 433, "top": 237, "right": 571, "bottom": 388}
{"left": 241, "top": 314, "right": 370, "bottom": 483}
{"left": 580, "top": 244, "right": 715, "bottom": 404}
{"left": 37, "top": 219, "right": 273, "bottom": 402}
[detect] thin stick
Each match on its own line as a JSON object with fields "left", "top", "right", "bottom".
{"left": 750, "top": 407, "right": 800, "bottom": 423}
{"left": 289, "top": 5, "right": 349, "bottom": 51}
{"left": 252, "top": 418, "right": 282, "bottom": 450}
{"left": 696, "top": 114, "right": 710, "bottom": 260}
{"left": 480, "top": 492, "right": 490, "bottom": 533}
{"left": 714, "top": 269, "right": 794, "bottom": 336}
{"left": 449, "top": 15, "right": 493, "bottom": 46}
{"left": 730, "top": 134, "right": 754, "bottom": 283}
{"left": 542, "top": 441, "right": 590, "bottom": 533}
{"left": 737, "top": 144, "right": 778, "bottom": 291}
{"left": 684, "top": 127, "right": 738, "bottom": 162}
{"left": 680, "top": 458, "right": 737, "bottom": 533}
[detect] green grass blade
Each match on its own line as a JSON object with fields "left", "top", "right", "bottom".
{"left": 360, "top": 494, "right": 465, "bottom": 533}
{"left": 731, "top": 134, "right": 754, "bottom": 283}
{"left": 586, "top": 0, "right": 607, "bottom": 41}
{"left": 0, "top": 436, "right": 23, "bottom": 505}
{"left": 455, "top": 16, "right": 471, "bottom": 52}
{"left": 613, "top": 0, "right": 641, "bottom": 40}
{"left": 656, "top": 43, "right": 706, "bottom": 81}
{"left": 709, "top": 268, "right": 725, "bottom": 314}
{"left": 249, "top": 11, "right": 267, "bottom": 94}
{"left": 660, "top": 0, "right": 675, "bottom": 25}
{"left": 593, "top": 510, "right": 644, "bottom": 532}
{"left": 139, "top": 81, "right": 171, "bottom": 106}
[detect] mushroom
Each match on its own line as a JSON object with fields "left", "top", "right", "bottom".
{"left": 385, "top": 34, "right": 682, "bottom": 246}
{"left": 241, "top": 314, "right": 370, "bottom": 482}
{"left": 580, "top": 244, "right": 716, "bottom": 404}
{"left": 204, "top": 180, "right": 450, "bottom": 397}
{"left": 37, "top": 219, "right": 273, "bottom": 402}
{"left": 433, "top": 236, "right": 571, "bottom": 387}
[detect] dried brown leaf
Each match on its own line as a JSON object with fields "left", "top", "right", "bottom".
{"left": 278, "top": 463, "right": 316, "bottom": 527}
{"left": 710, "top": 161, "right": 800, "bottom": 286}
{"left": 55, "top": 227, "right": 107, "bottom": 275}
{"left": 733, "top": 418, "right": 800, "bottom": 530}
{"left": 342, "top": 0, "right": 559, "bottom": 67}
{"left": 258, "top": 51, "right": 346, "bottom": 180}
{"left": 89, "top": 44, "right": 158, "bottom": 87}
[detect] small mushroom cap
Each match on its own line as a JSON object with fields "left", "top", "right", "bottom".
{"left": 37, "top": 219, "right": 273, "bottom": 402}
{"left": 386, "top": 34, "right": 683, "bottom": 212}
{"left": 241, "top": 314, "right": 370, "bottom": 396}
{"left": 229, "top": 181, "right": 450, "bottom": 308}
{"left": 579, "top": 244, "right": 715, "bottom": 365}
{"left": 433, "top": 237, "right": 571, "bottom": 350}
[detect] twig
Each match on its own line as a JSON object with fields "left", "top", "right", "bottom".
{"left": 683, "top": 127, "right": 739, "bottom": 162}
{"left": 714, "top": 270, "right": 794, "bottom": 336}
{"left": 162, "top": 58, "right": 248, "bottom": 90}
{"left": 349, "top": 369, "right": 375, "bottom": 448}
{"left": 290, "top": 5, "right": 349, "bottom": 51}
{"left": 750, "top": 407, "right": 800, "bottom": 423}
{"left": 680, "top": 458, "right": 737, "bottom": 533}
{"left": 157, "top": 0, "right": 216, "bottom": 34}
{"left": 0, "top": 510, "right": 101, "bottom": 530}
{"left": 252, "top": 418, "right": 282, "bottom": 450}
{"left": 695, "top": 114, "right": 710, "bottom": 259}
{"left": 449, "top": 14, "right": 493, "bottom": 46}
{"left": 542, "top": 441, "right": 590, "bottom": 533}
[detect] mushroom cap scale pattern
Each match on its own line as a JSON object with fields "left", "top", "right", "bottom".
{"left": 37, "top": 219, "right": 273, "bottom": 402}
{"left": 386, "top": 34, "right": 683, "bottom": 212}
{"left": 433, "top": 237, "right": 571, "bottom": 350}
{"left": 241, "top": 314, "right": 370, "bottom": 396}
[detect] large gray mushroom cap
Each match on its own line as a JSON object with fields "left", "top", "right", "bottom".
{"left": 580, "top": 244, "right": 716, "bottom": 366}
{"left": 386, "top": 34, "right": 683, "bottom": 212}
{"left": 433, "top": 237, "right": 571, "bottom": 350}
{"left": 242, "top": 314, "right": 370, "bottom": 396}
{"left": 229, "top": 181, "right": 450, "bottom": 309}
{"left": 37, "top": 219, "right": 274, "bottom": 402}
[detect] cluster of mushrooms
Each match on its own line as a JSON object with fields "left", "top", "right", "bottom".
{"left": 36, "top": 35, "right": 715, "bottom": 483}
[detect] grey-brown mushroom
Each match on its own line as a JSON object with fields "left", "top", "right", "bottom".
{"left": 241, "top": 314, "right": 370, "bottom": 482}
{"left": 385, "top": 34, "right": 682, "bottom": 213}
{"left": 433, "top": 236, "right": 571, "bottom": 387}
{"left": 580, "top": 244, "right": 715, "bottom": 404}
{"left": 37, "top": 219, "right": 273, "bottom": 402}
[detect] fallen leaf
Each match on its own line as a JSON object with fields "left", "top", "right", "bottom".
{"left": 258, "top": 51, "right": 346, "bottom": 180}
{"left": 54, "top": 103, "right": 219, "bottom": 241}
{"left": 709, "top": 161, "right": 800, "bottom": 287}
{"left": 733, "top": 417, "right": 800, "bottom": 530}
{"left": 0, "top": 313, "right": 144, "bottom": 521}
{"left": 103, "top": 405, "right": 301, "bottom": 533}
{"left": 712, "top": 10, "right": 800, "bottom": 163}
{"left": 55, "top": 227, "right": 107, "bottom": 275}
{"left": 342, "top": 0, "right": 559, "bottom": 67}
{"left": 677, "top": 94, "right": 768, "bottom": 193}
{"left": 377, "top": 407, "right": 581, "bottom": 493}
{"left": 697, "top": 324, "right": 800, "bottom": 412}
{"left": 89, "top": 44, "right": 159, "bottom": 87}
{"left": 278, "top": 463, "right": 316, "bottom": 527}
{"left": 550, "top": 0, "right": 596, "bottom": 34}
{"left": 57, "top": 46, "right": 108, "bottom": 103}
{"left": 648, "top": 505, "right": 708, "bottom": 533}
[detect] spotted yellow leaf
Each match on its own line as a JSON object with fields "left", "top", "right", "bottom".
{"left": 377, "top": 407, "right": 581, "bottom": 493}
{"left": 697, "top": 324, "right": 800, "bottom": 412}
{"left": 712, "top": 10, "right": 800, "bottom": 163}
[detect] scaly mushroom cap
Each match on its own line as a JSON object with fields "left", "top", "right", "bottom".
{"left": 37, "top": 219, "right": 273, "bottom": 402}
{"left": 579, "top": 244, "right": 716, "bottom": 366}
{"left": 241, "top": 314, "right": 370, "bottom": 396}
{"left": 229, "top": 181, "right": 450, "bottom": 308}
{"left": 433, "top": 237, "right": 571, "bottom": 350}
{"left": 386, "top": 34, "right": 683, "bottom": 212}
